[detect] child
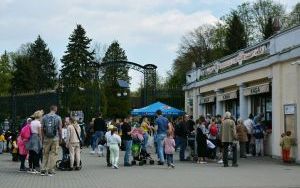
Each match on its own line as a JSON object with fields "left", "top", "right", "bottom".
{"left": 17, "top": 135, "right": 27, "bottom": 171}
{"left": 11, "top": 135, "right": 18, "bottom": 161}
{"left": 163, "top": 132, "right": 175, "bottom": 168}
{"left": 0, "top": 132, "right": 5, "bottom": 154}
{"left": 280, "top": 131, "right": 296, "bottom": 163}
{"left": 107, "top": 127, "right": 121, "bottom": 169}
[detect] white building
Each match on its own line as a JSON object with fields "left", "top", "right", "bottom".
{"left": 183, "top": 25, "right": 300, "bottom": 162}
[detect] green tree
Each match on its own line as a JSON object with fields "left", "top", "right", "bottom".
{"left": 29, "top": 35, "right": 57, "bottom": 91}
{"left": 61, "top": 24, "right": 95, "bottom": 88}
{"left": 102, "top": 41, "right": 130, "bottom": 118}
{"left": 0, "top": 51, "right": 13, "bottom": 95}
{"left": 252, "top": 0, "right": 285, "bottom": 39}
{"left": 225, "top": 13, "right": 247, "bottom": 54}
{"left": 263, "top": 17, "right": 275, "bottom": 39}
{"left": 286, "top": 3, "right": 300, "bottom": 28}
{"left": 11, "top": 53, "right": 35, "bottom": 93}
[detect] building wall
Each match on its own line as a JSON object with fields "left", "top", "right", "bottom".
{"left": 271, "top": 59, "right": 300, "bottom": 159}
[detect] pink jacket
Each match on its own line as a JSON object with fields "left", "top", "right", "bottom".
{"left": 17, "top": 136, "right": 27, "bottom": 155}
{"left": 164, "top": 137, "right": 175, "bottom": 154}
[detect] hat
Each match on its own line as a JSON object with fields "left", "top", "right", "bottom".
{"left": 107, "top": 124, "right": 114, "bottom": 130}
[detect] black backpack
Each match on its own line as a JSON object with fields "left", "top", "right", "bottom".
{"left": 43, "top": 115, "right": 58, "bottom": 138}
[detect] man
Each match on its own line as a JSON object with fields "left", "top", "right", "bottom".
{"left": 154, "top": 110, "right": 169, "bottom": 165}
{"left": 78, "top": 118, "right": 86, "bottom": 146}
{"left": 91, "top": 113, "right": 106, "bottom": 154}
{"left": 221, "top": 112, "right": 238, "bottom": 167}
{"left": 253, "top": 119, "right": 265, "bottom": 157}
{"left": 175, "top": 116, "right": 188, "bottom": 161}
{"left": 122, "top": 117, "right": 133, "bottom": 166}
{"left": 41, "top": 105, "right": 62, "bottom": 176}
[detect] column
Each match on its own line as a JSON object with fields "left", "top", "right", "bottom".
{"left": 238, "top": 83, "right": 248, "bottom": 120}
{"left": 215, "top": 89, "right": 223, "bottom": 116}
{"left": 192, "top": 88, "right": 198, "bottom": 119}
{"left": 198, "top": 94, "right": 204, "bottom": 116}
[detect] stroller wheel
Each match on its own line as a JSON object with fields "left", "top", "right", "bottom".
{"left": 131, "top": 160, "right": 136, "bottom": 166}
{"left": 149, "top": 160, "right": 155, "bottom": 165}
{"left": 138, "top": 161, "right": 144, "bottom": 166}
{"left": 143, "top": 159, "right": 147, "bottom": 164}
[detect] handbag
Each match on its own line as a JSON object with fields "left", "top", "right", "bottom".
{"left": 73, "top": 125, "right": 83, "bottom": 149}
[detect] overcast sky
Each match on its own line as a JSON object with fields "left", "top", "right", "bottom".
{"left": 0, "top": 0, "right": 296, "bottom": 90}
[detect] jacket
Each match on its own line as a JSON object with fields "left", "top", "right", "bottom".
{"left": 280, "top": 135, "right": 295, "bottom": 150}
{"left": 67, "top": 123, "right": 81, "bottom": 145}
{"left": 236, "top": 124, "right": 248, "bottom": 142}
{"left": 221, "top": 118, "right": 237, "bottom": 143}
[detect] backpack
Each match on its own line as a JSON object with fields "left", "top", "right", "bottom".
{"left": 253, "top": 125, "right": 263, "bottom": 139}
{"left": 43, "top": 115, "right": 58, "bottom": 138}
{"left": 209, "top": 124, "right": 218, "bottom": 137}
{"left": 21, "top": 124, "right": 31, "bottom": 140}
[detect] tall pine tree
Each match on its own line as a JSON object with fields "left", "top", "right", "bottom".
{"left": 225, "top": 13, "right": 247, "bottom": 54}
{"left": 61, "top": 24, "right": 95, "bottom": 88}
{"left": 29, "top": 35, "right": 57, "bottom": 91}
{"left": 0, "top": 51, "right": 13, "bottom": 95}
{"left": 102, "top": 41, "right": 130, "bottom": 118}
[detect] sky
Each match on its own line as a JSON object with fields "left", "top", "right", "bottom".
{"left": 0, "top": 0, "right": 297, "bottom": 90}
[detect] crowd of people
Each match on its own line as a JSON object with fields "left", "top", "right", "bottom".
{"left": 0, "top": 106, "right": 296, "bottom": 176}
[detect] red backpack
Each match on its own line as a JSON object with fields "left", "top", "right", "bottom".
{"left": 20, "top": 124, "right": 31, "bottom": 141}
{"left": 209, "top": 124, "right": 218, "bottom": 137}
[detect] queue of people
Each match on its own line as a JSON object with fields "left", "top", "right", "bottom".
{"left": 1, "top": 107, "right": 296, "bottom": 174}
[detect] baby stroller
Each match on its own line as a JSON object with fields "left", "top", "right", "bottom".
{"left": 56, "top": 145, "right": 82, "bottom": 171}
{"left": 131, "top": 138, "right": 155, "bottom": 166}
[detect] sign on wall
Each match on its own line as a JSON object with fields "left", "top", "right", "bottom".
{"left": 200, "top": 95, "right": 215, "bottom": 104}
{"left": 284, "top": 104, "right": 296, "bottom": 115}
{"left": 217, "top": 91, "right": 237, "bottom": 101}
{"left": 243, "top": 83, "right": 270, "bottom": 96}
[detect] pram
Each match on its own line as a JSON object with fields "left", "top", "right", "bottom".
{"left": 130, "top": 128, "right": 155, "bottom": 166}
{"left": 131, "top": 138, "right": 155, "bottom": 166}
{"left": 56, "top": 145, "right": 82, "bottom": 171}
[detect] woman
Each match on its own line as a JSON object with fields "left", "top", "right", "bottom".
{"left": 196, "top": 116, "right": 208, "bottom": 164}
{"left": 27, "top": 110, "right": 43, "bottom": 173}
{"left": 66, "top": 117, "right": 81, "bottom": 170}
{"left": 236, "top": 118, "right": 248, "bottom": 158}
{"left": 141, "top": 117, "right": 151, "bottom": 151}
{"left": 61, "top": 117, "right": 69, "bottom": 160}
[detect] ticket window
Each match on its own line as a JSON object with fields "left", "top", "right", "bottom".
{"left": 205, "top": 103, "right": 216, "bottom": 116}
{"left": 225, "top": 100, "right": 239, "bottom": 120}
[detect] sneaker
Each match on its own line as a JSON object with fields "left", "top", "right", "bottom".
{"left": 107, "top": 163, "right": 113, "bottom": 167}
{"left": 232, "top": 164, "right": 239, "bottom": 167}
{"left": 223, "top": 164, "right": 229, "bottom": 167}
{"left": 90, "top": 151, "right": 95, "bottom": 154}
{"left": 200, "top": 161, "right": 207, "bottom": 164}
{"left": 40, "top": 171, "right": 47, "bottom": 176}
{"left": 48, "top": 171, "right": 56, "bottom": 176}
{"left": 217, "top": 159, "right": 223, "bottom": 164}
{"left": 170, "top": 164, "right": 175, "bottom": 169}
{"left": 18, "top": 168, "right": 26, "bottom": 172}
{"left": 157, "top": 161, "right": 164, "bottom": 165}
{"left": 27, "top": 169, "right": 37, "bottom": 174}
{"left": 124, "top": 163, "right": 131, "bottom": 167}
{"left": 113, "top": 165, "right": 119, "bottom": 169}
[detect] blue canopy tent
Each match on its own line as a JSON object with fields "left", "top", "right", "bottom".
{"left": 131, "top": 102, "right": 185, "bottom": 117}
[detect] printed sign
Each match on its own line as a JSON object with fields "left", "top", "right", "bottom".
{"left": 284, "top": 105, "right": 296, "bottom": 115}
{"left": 243, "top": 84, "right": 269, "bottom": 96}
{"left": 217, "top": 91, "right": 237, "bottom": 101}
{"left": 200, "top": 96, "right": 215, "bottom": 104}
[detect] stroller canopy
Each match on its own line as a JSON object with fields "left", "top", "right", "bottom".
{"left": 131, "top": 102, "right": 185, "bottom": 117}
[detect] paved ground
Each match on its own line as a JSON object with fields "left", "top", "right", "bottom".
{"left": 1, "top": 148, "right": 300, "bottom": 188}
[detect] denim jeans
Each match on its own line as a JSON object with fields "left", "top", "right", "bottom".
{"left": 142, "top": 133, "right": 149, "bottom": 151}
{"left": 166, "top": 154, "right": 173, "bottom": 165}
{"left": 92, "top": 131, "right": 104, "bottom": 151}
{"left": 176, "top": 137, "right": 187, "bottom": 161}
{"left": 255, "top": 139, "right": 264, "bottom": 156}
{"left": 156, "top": 134, "right": 166, "bottom": 162}
{"left": 124, "top": 140, "right": 132, "bottom": 164}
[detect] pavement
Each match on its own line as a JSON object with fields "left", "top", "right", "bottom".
{"left": 1, "top": 148, "right": 300, "bottom": 188}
